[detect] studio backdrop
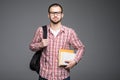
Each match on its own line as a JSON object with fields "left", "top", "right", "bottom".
{"left": 0, "top": 0, "right": 120, "bottom": 80}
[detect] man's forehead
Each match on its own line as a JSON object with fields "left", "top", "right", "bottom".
{"left": 50, "top": 6, "right": 62, "bottom": 11}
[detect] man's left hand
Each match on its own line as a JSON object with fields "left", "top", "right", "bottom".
{"left": 64, "top": 60, "right": 77, "bottom": 70}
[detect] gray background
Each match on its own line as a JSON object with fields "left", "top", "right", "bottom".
{"left": 0, "top": 0, "right": 120, "bottom": 80}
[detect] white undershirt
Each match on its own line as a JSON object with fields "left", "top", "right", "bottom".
{"left": 50, "top": 28, "right": 60, "bottom": 37}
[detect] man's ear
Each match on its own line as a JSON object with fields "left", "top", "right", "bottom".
{"left": 62, "top": 13, "right": 64, "bottom": 18}
{"left": 48, "top": 14, "right": 50, "bottom": 19}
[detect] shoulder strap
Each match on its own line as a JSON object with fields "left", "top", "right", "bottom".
{"left": 42, "top": 25, "right": 47, "bottom": 39}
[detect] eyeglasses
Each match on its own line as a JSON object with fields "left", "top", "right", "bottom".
{"left": 49, "top": 12, "right": 62, "bottom": 15}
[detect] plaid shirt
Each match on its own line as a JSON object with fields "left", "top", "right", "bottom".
{"left": 29, "top": 25, "right": 85, "bottom": 80}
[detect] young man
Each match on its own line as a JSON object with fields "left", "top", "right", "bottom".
{"left": 29, "top": 3, "right": 85, "bottom": 80}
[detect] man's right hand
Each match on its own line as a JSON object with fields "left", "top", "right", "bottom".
{"left": 40, "top": 39, "right": 48, "bottom": 48}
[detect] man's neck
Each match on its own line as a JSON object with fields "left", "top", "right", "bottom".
{"left": 50, "top": 23, "right": 62, "bottom": 31}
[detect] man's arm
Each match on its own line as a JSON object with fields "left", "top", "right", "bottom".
{"left": 65, "top": 29, "right": 85, "bottom": 69}
{"left": 29, "top": 27, "right": 48, "bottom": 52}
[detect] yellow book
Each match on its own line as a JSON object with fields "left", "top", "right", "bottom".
{"left": 59, "top": 49, "right": 75, "bottom": 66}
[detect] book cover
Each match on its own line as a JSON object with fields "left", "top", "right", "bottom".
{"left": 59, "top": 49, "right": 75, "bottom": 66}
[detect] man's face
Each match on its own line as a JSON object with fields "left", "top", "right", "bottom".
{"left": 48, "top": 6, "right": 63, "bottom": 24}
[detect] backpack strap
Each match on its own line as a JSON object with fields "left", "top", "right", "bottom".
{"left": 42, "top": 25, "right": 47, "bottom": 39}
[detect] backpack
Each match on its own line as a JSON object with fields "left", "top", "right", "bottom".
{"left": 29, "top": 25, "right": 47, "bottom": 74}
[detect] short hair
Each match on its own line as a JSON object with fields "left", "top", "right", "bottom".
{"left": 48, "top": 3, "right": 63, "bottom": 13}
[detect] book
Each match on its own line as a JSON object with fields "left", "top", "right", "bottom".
{"left": 59, "top": 49, "right": 76, "bottom": 66}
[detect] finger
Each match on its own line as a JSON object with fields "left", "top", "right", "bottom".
{"left": 65, "top": 65, "right": 70, "bottom": 70}
{"left": 65, "top": 65, "right": 69, "bottom": 69}
{"left": 65, "top": 60, "right": 70, "bottom": 63}
{"left": 42, "top": 39, "right": 48, "bottom": 47}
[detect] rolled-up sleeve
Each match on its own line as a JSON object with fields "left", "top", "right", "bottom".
{"left": 69, "top": 29, "right": 85, "bottom": 63}
{"left": 29, "top": 27, "right": 43, "bottom": 52}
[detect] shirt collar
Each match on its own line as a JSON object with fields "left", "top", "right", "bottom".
{"left": 47, "top": 25, "right": 65, "bottom": 33}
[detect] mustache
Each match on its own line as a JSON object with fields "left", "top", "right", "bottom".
{"left": 53, "top": 17, "right": 58, "bottom": 19}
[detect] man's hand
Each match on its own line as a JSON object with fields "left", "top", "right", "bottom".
{"left": 41, "top": 39, "right": 48, "bottom": 48}
{"left": 64, "top": 60, "right": 77, "bottom": 70}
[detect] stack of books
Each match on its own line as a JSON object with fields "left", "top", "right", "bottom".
{"left": 59, "top": 49, "right": 76, "bottom": 66}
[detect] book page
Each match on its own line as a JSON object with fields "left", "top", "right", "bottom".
{"left": 61, "top": 52, "right": 75, "bottom": 66}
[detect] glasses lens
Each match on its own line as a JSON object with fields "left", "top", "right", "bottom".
{"left": 50, "top": 12, "right": 62, "bottom": 15}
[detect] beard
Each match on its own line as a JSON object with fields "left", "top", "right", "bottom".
{"left": 50, "top": 17, "right": 62, "bottom": 24}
